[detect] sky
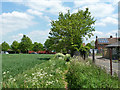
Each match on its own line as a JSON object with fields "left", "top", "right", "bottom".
{"left": 0, "top": 0, "right": 119, "bottom": 45}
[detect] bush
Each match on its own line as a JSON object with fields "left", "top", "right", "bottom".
{"left": 64, "top": 54, "right": 71, "bottom": 61}
{"left": 54, "top": 53, "right": 71, "bottom": 61}
{"left": 54, "top": 53, "right": 65, "bottom": 60}
{"left": 66, "top": 59, "right": 119, "bottom": 88}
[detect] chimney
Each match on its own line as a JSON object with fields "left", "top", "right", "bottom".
{"left": 110, "top": 35, "right": 112, "bottom": 38}
{"left": 116, "top": 33, "right": 117, "bottom": 42}
{"left": 96, "top": 36, "right": 98, "bottom": 39}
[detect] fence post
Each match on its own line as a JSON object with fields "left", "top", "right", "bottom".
{"left": 118, "top": 47, "right": 120, "bottom": 79}
{"left": 110, "top": 48, "right": 112, "bottom": 75}
{"left": 92, "top": 49, "right": 95, "bottom": 63}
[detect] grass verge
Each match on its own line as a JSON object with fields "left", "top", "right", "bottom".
{"left": 66, "top": 58, "right": 120, "bottom": 88}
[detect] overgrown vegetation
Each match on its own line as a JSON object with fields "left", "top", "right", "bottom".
{"left": 2, "top": 55, "right": 68, "bottom": 88}
{"left": 66, "top": 58, "right": 119, "bottom": 88}
{"left": 2, "top": 54, "right": 119, "bottom": 88}
{"left": 2, "top": 54, "right": 54, "bottom": 82}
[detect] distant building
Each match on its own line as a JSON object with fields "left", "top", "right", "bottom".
{"left": 95, "top": 35, "right": 118, "bottom": 53}
{"left": 95, "top": 35, "right": 120, "bottom": 59}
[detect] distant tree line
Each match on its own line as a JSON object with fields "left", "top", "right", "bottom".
{"left": 0, "top": 35, "right": 44, "bottom": 53}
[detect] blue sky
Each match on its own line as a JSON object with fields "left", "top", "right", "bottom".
{"left": 0, "top": 0, "right": 119, "bottom": 45}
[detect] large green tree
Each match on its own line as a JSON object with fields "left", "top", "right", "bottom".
{"left": 1, "top": 41, "right": 10, "bottom": 52}
{"left": 49, "top": 8, "right": 95, "bottom": 56}
{"left": 11, "top": 40, "right": 19, "bottom": 53}
{"left": 32, "top": 42, "right": 44, "bottom": 52}
{"left": 19, "top": 35, "right": 32, "bottom": 53}
{"left": 44, "top": 39, "right": 54, "bottom": 51}
{"left": 0, "top": 44, "right": 1, "bottom": 52}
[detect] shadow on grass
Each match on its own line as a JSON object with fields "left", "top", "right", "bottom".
{"left": 37, "top": 58, "right": 50, "bottom": 60}
{"left": 96, "top": 57, "right": 104, "bottom": 59}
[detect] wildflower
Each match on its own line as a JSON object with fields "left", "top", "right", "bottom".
{"left": 13, "top": 79, "right": 16, "bottom": 82}
{"left": 32, "top": 73, "right": 35, "bottom": 76}
{"left": 3, "top": 72, "right": 6, "bottom": 74}
{"left": 33, "top": 76, "right": 37, "bottom": 80}
{"left": 56, "top": 79, "right": 58, "bottom": 82}
{"left": 49, "top": 74, "right": 53, "bottom": 77}
{"left": 24, "top": 74, "right": 27, "bottom": 77}
{"left": 86, "top": 61, "right": 90, "bottom": 65}
{"left": 32, "top": 83, "right": 35, "bottom": 86}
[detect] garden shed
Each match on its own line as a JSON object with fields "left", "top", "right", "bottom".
{"left": 103, "top": 41, "right": 120, "bottom": 59}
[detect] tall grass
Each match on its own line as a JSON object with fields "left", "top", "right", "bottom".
{"left": 66, "top": 58, "right": 119, "bottom": 88}
{"left": 2, "top": 54, "right": 54, "bottom": 81}
{"left": 2, "top": 56, "right": 68, "bottom": 88}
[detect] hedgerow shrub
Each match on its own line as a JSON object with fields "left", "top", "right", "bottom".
{"left": 54, "top": 53, "right": 65, "bottom": 60}
{"left": 66, "top": 59, "right": 119, "bottom": 88}
{"left": 54, "top": 53, "right": 71, "bottom": 61}
{"left": 64, "top": 54, "right": 71, "bottom": 61}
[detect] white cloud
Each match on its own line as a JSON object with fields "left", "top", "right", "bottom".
{"left": 74, "top": 0, "right": 119, "bottom": 7}
{"left": 23, "top": 0, "right": 70, "bottom": 15}
{"left": 93, "top": 31, "right": 103, "bottom": 35}
{"left": 74, "top": 0, "right": 100, "bottom": 7}
{"left": 28, "top": 30, "right": 50, "bottom": 44}
{"left": 110, "top": 0, "right": 120, "bottom": 5}
{"left": 11, "top": 33, "right": 23, "bottom": 43}
{"left": 1, "top": 11, "right": 35, "bottom": 35}
{"left": 27, "top": 9, "right": 51, "bottom": 22}
{"left": 112, "top": 13, "right": 118, "bottom": 18}
{"left": 81, "top": 3, "right": 114, "bottom": 18}
{"left": 2, "top": 0, "right": 24, "bottom": 2}
{"left": 10, "top": 29, "right": 50, "bottom": 44}
{"left": 95, "top": 17, "right": 118, "bottom": 26}
{"left": 27, "top": 9, "right": 43, "bottom": 16}
{"left": 94, "top": 30, "right": 118, "bottom": 38}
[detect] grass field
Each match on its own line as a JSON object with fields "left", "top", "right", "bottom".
{"left": 2, "top": 54, "right": 54, "bottom": 81}
{"left": 2, "top": 54, "right": 68, "bottom": 88}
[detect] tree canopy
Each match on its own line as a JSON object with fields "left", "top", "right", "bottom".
{"left": 19, "top": 35, "right": 32, "bottom": 53}
{"left": 86, "top": 40, "right": 95, "bottom": 49}
{"left": 44, "top": 39, "right": 54, "bottom": 51}
{"left": 11, "top": 40, "right": 19, "bottom": 53}
{"left": 48, "top": 8, "right": 96, "bottom": 55}
{"left": 1, "top": 41, "right": 10, "bottom": 51}
{"left": 32, "top": 42, "right": 44, "bottom": 52}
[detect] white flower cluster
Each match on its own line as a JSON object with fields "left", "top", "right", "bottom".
{"left": 3, "top": 71, "right": 9, "bottom": 75}
{"left": 54, "top": 53, "right": 65, "bottom": 60}
{"left": 8, "top": 77, "right": 16, "bottom": 82}
{"left": 54, "top": 53, "right": 71, "bottom": 61}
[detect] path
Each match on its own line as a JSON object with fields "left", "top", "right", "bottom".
{"left": 89, "top": 56, "right": 119, "bottom": 75}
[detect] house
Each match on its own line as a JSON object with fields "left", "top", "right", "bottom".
{"left": 95, "top": 36, "right": 118, "bottom": 53}
{"left": 95, "top": 35, "right": 120, "bottom": 59}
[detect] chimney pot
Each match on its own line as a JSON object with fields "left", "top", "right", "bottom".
{"left": 96, "top": 36, "right": 98, "bottom": 39}
{"left": 110, "top": 35, "right": 112, "bottom": 38}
